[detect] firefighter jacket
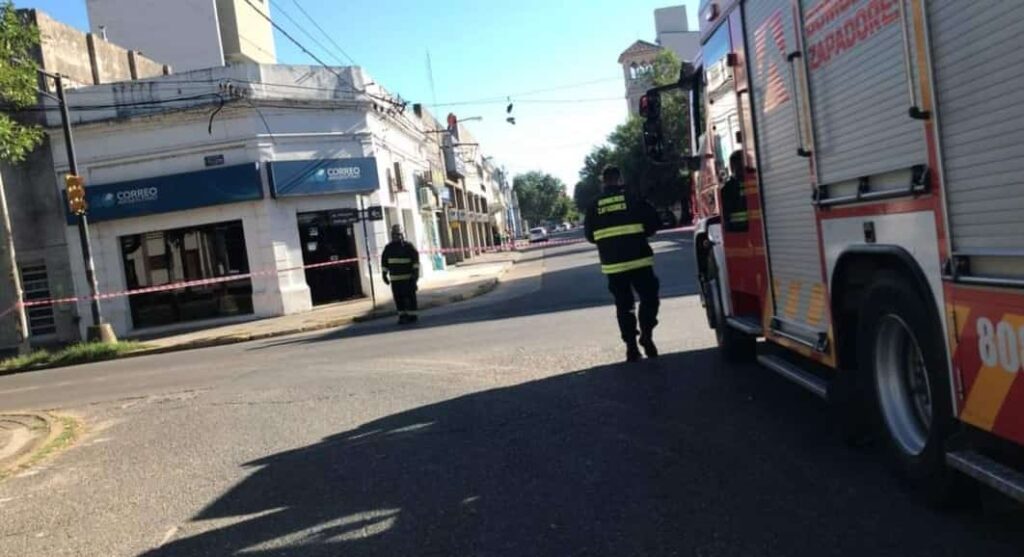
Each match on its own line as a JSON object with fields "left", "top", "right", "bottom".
{"left": 381, "top": 241, "right": 420, "bottom": 282}
{"left": 584, "top": 186, "right": 660, "bottom": 274}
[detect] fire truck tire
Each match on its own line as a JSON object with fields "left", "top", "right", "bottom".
{"left": 706, "top": 254, "right": 755, "bottom": 362}
{"left": 858, "top": 271, "right": 960, "bottom": 503}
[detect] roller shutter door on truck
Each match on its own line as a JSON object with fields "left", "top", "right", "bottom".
{"left": 745, "top": 0, "right": 828, "bottom": 340}
{"left": 801, "top": 0, "right": 928, "bottom": 188}
{"left": 929, "top": 0, "right": 1024, "bottom": 265}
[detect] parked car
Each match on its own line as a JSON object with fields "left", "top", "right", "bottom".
{"left": 528, "top": 227, "right": 549, "bottom": 243}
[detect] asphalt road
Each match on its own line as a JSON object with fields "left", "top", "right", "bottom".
{"left": 0, "top": 229, "right": 1021, "bottom": 556}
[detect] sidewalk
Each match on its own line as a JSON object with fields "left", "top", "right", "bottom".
{"left": 130, "top": 251, "right": 520, "bottom": 355}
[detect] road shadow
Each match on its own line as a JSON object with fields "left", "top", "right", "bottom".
{"left": 143, "top": 348, "right": 1024, "bottom": 556}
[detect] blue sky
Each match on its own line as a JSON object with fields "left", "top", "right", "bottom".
{"left": 17, "top": 0, "right": 697, "bottom": 190}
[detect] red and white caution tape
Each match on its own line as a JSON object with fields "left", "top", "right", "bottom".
{"left": 8, "top": 226, "right": 694, "bottom": 311}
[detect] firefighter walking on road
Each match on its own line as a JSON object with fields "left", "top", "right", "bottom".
{"left": 585, "top": 166, "right": 662, "bottom": 362}
{"left": 382, "top": 225, "right": 420, "bottom": 325}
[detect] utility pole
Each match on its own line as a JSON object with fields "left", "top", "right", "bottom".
{"left": 0, "top": 171, "right": 30, "bottom": 355}
{"left": 359, "top": 195, "right": 377, "bottom": 310}
{"left": 51, "top": 73, "right": 116, "bottom": 343}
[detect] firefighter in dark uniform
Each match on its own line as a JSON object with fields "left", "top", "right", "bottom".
{"left": 381, "top": 225, "right": 420, "bottom": 324}
{"left": 585, "top": 166, "right": 662, "bottom": 362}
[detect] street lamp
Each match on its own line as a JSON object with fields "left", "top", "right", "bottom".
{"left": 36, "top": 71, "right": 117, "bottom": 343}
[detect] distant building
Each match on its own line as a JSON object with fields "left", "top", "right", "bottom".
{"left": 655, "top": 6, "right": 700, "bottom": 62}
{"left": 618, "top": 5, "right": 699, "bottom": 117}
{"left": 85, "top": 0, "right": 276, "bottom": 73}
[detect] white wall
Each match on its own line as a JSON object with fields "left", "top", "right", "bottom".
{"left": 86, "top": 0, "right": 225, "bottom": 73}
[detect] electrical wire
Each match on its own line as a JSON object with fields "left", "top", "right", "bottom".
{"left": 240, "top": 0, "right": 405, "bottom": 111}
{"left": 427, "top": 76, "right": 624, "bottom": 107}
{"left": 291, "top": 0, "right": 358, "bottom": 66}
{"left": 268, "top": 0, "right": 347, "bottom": 67}
{"left": 2, "top": 92, "right": 223, "bottom": 112}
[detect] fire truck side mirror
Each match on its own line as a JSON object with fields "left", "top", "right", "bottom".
{"left": 678, "top": 62, "right": 698, "bottom": 90}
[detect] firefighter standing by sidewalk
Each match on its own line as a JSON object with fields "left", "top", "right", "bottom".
{"left": 382, "top": 225, "right": 420, "bottom": 324}
{"left": 585, "top": 166, "right": 662, "bottom": 362}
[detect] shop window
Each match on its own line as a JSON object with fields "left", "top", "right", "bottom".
{"left": 120, "top": 220, "right": 253, "bottom": 329}
{"left": 19, "top": 262, "right": 56, "bottom": 337}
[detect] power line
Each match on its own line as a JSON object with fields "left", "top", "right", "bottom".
{"left": 427, "top": 76, "right": 623, "bottom": 108}
{"left": 241, "top": 0, "right": 339, "bottom": 78}
{"left": 268, "top": 0, "right": 347, "bottom": 67}
{"left": 6, "top": 93, "right": 223, "bottom": 112}
{"left": 432, "top": 96, "right": 622, "bottom": 108}
{"left": 240, "top": 0, "right": 404, "bottom": 110}
{"left": 291, "top": 0, "right": 358, "bottom": 66}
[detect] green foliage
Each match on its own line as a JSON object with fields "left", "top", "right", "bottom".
{"left": 0, "top": 341, "right": 147, "bottom": 373}
{"left": 573, "top": 145, "right": 613, "bottom": 216}
{"left": 576, "top": 50, "right": 692, "bottom": 215}
{"left": 513, "top": 171, "right": 575, "bottom": 226}
{"left": 0, "top": 1, "right": 43, "bottom": 162}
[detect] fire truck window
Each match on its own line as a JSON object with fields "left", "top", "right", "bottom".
{"left": 703, "top": 25, "right": 731, "bottom": 75}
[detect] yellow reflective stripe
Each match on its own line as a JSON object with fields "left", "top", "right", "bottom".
{"left": 730, "top": 211, "right": 749, "bottom": 222}
{"left": 598, "top": 194, "right": 625, "bottom": 206}
{"left": 390, "top": 274, "right": 414, "bottom": 281}
{"left": 597, "top": 203, "right": 627, "bottom": 215}
{"left": 593, "top": 223, "right": 644, "bottom": 241}
{"left": 388, "top": 258, "right": 413, "bottom": 264}
{"left": 601, "top": 256, "right": 654, "bottom": 275}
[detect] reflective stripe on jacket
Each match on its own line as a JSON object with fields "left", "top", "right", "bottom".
{"left": 381, "top": 241, "right": 420, "bottom": 281}
{"left": 584, "top": 187, "right": 660, "bottom": 275}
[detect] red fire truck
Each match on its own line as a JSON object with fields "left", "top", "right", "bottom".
{"left": 644, "top": 0, "right": 1024, "bottom": 502}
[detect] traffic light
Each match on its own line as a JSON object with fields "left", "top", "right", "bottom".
{"left": 65, "top": 174, "right": 87, "bottom": 215}
{"left": 638, "top": 93, "right": 660, "bottom": 120}
{"left": 639, "top": 93, "right": 665, "bottom": 161}
{"left": 643, "top": 120, "right": 664, "bottom": 160}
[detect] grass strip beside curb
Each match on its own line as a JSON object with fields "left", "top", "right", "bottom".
{"left": 0, "top": 341, "right": 147, "bottom": 374}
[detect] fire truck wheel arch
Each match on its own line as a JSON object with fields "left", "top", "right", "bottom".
{"left": 830, "top": 245, "right": 940, "bottom": 372}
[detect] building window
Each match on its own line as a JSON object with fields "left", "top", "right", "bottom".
{"left": 19, "top": 262, "right": 56, "bottom": 337}
{"left": 120, "top": 220, "right": 253, "bottom": 329}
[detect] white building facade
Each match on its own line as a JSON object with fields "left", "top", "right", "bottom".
{"left": 46, "top": 64, "right": 441, "bottom": 337}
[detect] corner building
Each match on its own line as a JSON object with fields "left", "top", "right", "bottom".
{"left": 46, "top": 64, "right": 435, "bottom": 337}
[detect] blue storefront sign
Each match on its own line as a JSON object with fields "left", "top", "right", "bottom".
{"left": 67, "top": 163, "right": 264, "bottom": 224}
{"left": 268, "top": 158, "right": 380, "bottom": 198}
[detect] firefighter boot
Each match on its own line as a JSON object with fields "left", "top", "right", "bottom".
{"left": 639, "top": 330, "right": 658, "bottom": 358}
{"left": 625, "top": 341, "right": 642, "bottom": 363}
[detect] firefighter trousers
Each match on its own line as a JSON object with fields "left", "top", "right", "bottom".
{"left": 391, "top": 281, "right": 418, "bottom": 314}
{"left": 606, "top": 266, "right": 660, "bottom": 343}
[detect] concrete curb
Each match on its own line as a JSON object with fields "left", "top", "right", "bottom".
{"left": 0, "top": 255, "right": 519, "bottom": 374}
{"left": 0, "top": 412, "right": 78, "bottom": 481}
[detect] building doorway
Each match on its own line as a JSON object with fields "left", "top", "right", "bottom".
{"left": 297, "top": 211, "right": 363, "bottom": 305}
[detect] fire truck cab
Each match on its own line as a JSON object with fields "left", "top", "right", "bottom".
{"left": 646, "top": 0, "right": 1024, "bottom": 502}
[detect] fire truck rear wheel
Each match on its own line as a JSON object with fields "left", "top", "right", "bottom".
{"left": 706, "top": 254, "right": 755, "bottom": 362}
{"left": 858, "top": 271, "right": 960, "bottom": 503}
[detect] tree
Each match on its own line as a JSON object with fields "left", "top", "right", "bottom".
{"left": 0, "top": 2, "right": 43, "bottom": 161}
{"left": 513, "top": 171, "right": 572, "bottom": 226}
{"left": 573, "top": 145, "right": 613, "bottom": 214}
{"left": 0, "top": 2, "right": 43, "bottom": 354}
{"left": 575, "top": 49, "right": 692, "bottom": 219}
